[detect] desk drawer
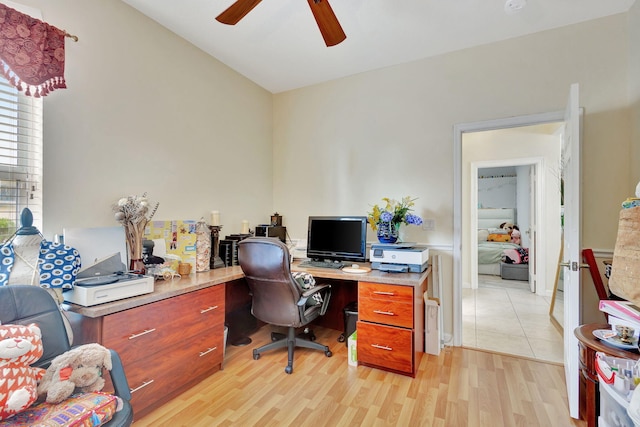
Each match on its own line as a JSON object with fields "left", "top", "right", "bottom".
{"left": 358, "top": 297, "right": 413, "bottom": 328}
{"left": 357, "top": 321, "right": 413, "bottom": 374}
{"left": 126, "top": 331, "right": 224, "bottom": 413}
{"left": 102, "top": 285, "right": 224, "bottom": 361}
{"left": 359, "top": 282, "right": 413, "bottom": 304}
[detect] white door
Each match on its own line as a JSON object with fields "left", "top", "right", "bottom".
{"left": 561, "top": 83, "right": 581, "bottom": 419}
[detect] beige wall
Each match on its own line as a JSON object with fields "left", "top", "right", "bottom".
{"left": 19, "top": 0, "right": 273, "bottom": 237}
{"left": 630, "top": 1, "right": 640, "bottom": 186}
{"left": 10, "top": 2, "right": 636, "bottom": 339}
{"left": 274, "top": 14, "right": 632, "bottom": 336}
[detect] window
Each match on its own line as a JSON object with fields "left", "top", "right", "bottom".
{"left": 0, "top": 74, "right": 43, "bottom": 242}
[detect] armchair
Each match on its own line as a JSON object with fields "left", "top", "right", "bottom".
{"left": 238, "top": 237, "right": 333, "bottom": 374}
{"left": 0, "top": 285, "right": 133, "bottom": 426}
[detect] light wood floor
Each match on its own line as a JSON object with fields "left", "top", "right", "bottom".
{"left": 133, "top": 325, "right": 585, "bottom": 427}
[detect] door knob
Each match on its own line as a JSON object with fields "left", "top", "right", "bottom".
{"left": 559, "top": 261, "right": 589, "bottom": 271}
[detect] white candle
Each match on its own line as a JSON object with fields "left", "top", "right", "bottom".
{"left": 241, "top": 220, "right": 249, "bottom": 234}
{"left": 211, "top": 211, "right": 220, "bottom": 226}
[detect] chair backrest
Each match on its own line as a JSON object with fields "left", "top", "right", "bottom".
{"left": 0, "top": 285, "right": 71, "bottom": 368}
{"left": 238, "top": 237, "right": 304, "bottom": 327}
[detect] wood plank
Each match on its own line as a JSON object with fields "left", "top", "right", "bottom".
{"left": 132, "top": 325, "right": 586, "bottom": 426}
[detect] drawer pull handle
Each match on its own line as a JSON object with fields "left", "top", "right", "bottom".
{"left": 201, "top": 305, "right": 219, "bottom": 314}
{"left": 129, "top": 328, "right": 156, "bottom": 340}
{"left": 130, "top": 379, "right": 154, "bottom": 393}
{"left": 199, "top": 346, "right": 218, "bottom": 357}
{"left": 373, "top": 310, "right": 395, "bottom": 316}
{"left": 371, "top": 344, "right": 393, "bottom": 351}
{"left": 373, "top": 291, "right": 395, "bottom": 296}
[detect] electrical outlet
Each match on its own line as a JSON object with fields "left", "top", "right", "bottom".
{"left": 422, "top": 219, "right": 435, "bottom": 231}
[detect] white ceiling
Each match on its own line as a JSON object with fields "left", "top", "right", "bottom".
{"left": 122, "top": 0, "right": 636, "bottom": 94}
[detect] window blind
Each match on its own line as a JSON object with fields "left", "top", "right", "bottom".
{"left": 0, "top": 74, "right": 43, "bottom": 242}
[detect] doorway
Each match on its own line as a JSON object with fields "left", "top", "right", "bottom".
{"left": 471, "top": 161, "right": 539, "bottom": 292}
{"left": 453, "top": 114, "right": 564, "bottom": 362}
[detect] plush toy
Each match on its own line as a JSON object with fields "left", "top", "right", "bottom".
{"left": 510, "top": 229, "right": 522, "bottom": 245}
{"left": 0, "top": 323, "right": 45, "bottom": 421}
{"left": 37, "top": 343, "right": 112, "bottom": 404}
{"left": 499, "top": 222, "right": 515, "bottom": 234}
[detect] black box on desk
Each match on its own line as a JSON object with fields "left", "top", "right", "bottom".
{"left": 255, "top": 225, "right": 286, "bottom": 243}
{"left": 219, "top": 239, "right": 238, "bottom": 267}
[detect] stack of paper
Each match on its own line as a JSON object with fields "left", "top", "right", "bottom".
{"left": 600, "top": 300, "right": 640, "bottom": 338}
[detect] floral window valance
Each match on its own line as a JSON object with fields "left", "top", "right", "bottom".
{"left": 0, "top": 2, "right": 67, "bottom": 97}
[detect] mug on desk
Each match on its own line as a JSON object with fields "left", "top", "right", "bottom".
{"left": 178, "top": 262, "right": 192, "bottom": 275}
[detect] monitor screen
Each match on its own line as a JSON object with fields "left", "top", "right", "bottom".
{"left": 306, "top": 216, "right": 367, "bottom": 263}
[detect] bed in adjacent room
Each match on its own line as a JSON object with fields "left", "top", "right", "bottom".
{"left": 477, "top": 208, "right": 523, "bottom": 276}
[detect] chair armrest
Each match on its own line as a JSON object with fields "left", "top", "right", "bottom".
{"left": 297, "top": 283, "right": 331, "bottom": 306}
{"left": 297, "top": 283, "right": 332, "bottom": 317}
{"left": 108, "top": 349, "right": 132, "bottom": 401}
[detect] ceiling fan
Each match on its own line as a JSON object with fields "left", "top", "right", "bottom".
{"left": 215, "top": 0, "right": 346, "bottom": 47}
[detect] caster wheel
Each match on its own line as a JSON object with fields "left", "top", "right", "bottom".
{"left": 253, "top": 350, "right": 260, "bottom": 360}
{"left": 285, "top": 366, "right": 293, "bottom": 374}
{"left": 325, "top": 350, "right": 332, "bottom": 357}
{"left": 270, "top": 333, "right": 278, "bottom": 342}
{"left": 310, "top": 334, "right": 316, "bottom": 341}
{"left": 337, "top": 334, "right": 345, "bottom": 343}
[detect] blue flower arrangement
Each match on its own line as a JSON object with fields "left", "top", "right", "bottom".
{"left": 367, "top": 196, "right": 423, "bottom": 231}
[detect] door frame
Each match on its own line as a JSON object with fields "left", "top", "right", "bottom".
{"left": 453, "top": 111, "right": 565, "bottom": 346}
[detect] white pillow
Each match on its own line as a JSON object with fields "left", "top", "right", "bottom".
{"left": 488, "top": 228, "right": 507, "bottom": 235}
{"left": 478, "top": 229, "right": 489, "bottom": 241}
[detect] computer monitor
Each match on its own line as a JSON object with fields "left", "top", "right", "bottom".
{"left": 306, "top": 216, "right": 367, "bottom": 263}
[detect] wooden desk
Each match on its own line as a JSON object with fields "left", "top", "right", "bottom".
{"left": 292, "top": 261, "right": 430, "bottom": 377}
{"left": 66, "top": 263, "right": 429, "bottom": 416}
{"left": 574, "top": 323, "right": 640, "bottom": 427}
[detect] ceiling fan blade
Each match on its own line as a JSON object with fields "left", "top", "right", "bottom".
{"left": 216, "top": 0, "right": 263, "bottom": 25}
{"left": 307, "top": 0, "right": 346, "bottom": 47}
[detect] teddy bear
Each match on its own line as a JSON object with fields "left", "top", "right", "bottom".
{"left": 510, "top": 228, "right": 522, "bottom": 245}
{"left": 499, "top": 222, "right": 515, "bottom": 234}
{"left": 37, "top": 343, "right": 112, "bottom": 404}
{"left": 0, "top": 323, "right": 45, "bottom": 421}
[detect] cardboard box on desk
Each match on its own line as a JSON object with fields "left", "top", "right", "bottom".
{"left": 144, "top": 220, "right": 197, "bottom": 273}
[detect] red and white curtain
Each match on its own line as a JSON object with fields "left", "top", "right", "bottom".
{"left": 0, "top": 2, "right": 67, "bottom": 97}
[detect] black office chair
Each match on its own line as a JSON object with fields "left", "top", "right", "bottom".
{"left": 0, "top": 285, "right": 133, "bottom": 426}
{"left": 238, "top": 237, "right": 333, "bottom": 374}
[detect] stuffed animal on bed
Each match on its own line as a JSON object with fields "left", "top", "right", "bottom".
{"left": 499, "top": 222, "right": 514, "bottom": 234}
{"left": 510, "top": 229, "right": 521, "bottom": 245}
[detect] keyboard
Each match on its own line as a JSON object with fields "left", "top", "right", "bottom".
{"left": 298, "top": 260, "right": 344, "bottom": 269}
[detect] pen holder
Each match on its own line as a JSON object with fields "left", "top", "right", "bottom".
{"left": 178, "top": 262, "right": 192, "bottom": 276}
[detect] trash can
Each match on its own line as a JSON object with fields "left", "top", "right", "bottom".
{"left": 338, "top": 301, "right": 358, "bottom": 346}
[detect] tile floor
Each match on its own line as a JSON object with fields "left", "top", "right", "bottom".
{"left": 462, "top": 274, "right": 564, "bottom": 364}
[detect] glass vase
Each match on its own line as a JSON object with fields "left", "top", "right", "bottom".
{"left": 377, "top": 222, "right": 399, "bottom": 244}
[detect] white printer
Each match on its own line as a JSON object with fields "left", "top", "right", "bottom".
{"left": 64, "top": 253, "right": 154, "bottom": 307}
{"left": 370, "top": 243, "right": 429, "bottom": 273}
